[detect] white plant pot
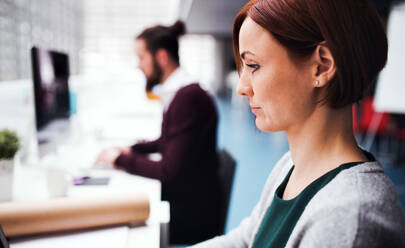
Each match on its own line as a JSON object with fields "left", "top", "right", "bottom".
{"left": 0, "top": 159, "right": 14, "bottom": 202}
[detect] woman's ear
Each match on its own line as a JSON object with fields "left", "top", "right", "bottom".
{"left": 313, "top": 42, "right": 336, "bottom": 87}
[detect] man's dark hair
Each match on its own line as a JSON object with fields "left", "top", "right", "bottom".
{"left": 136, "top": 20, "right": 186, "bottom": 65}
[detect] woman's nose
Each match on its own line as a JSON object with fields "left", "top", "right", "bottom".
{"left": 236, "top": 73, "right": 253, "bottom": 96}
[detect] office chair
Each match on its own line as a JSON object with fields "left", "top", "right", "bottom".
{"left": 217, "top": 149, "right": 237, "bottom": 235}
{"left": 168, "top": 149, "right": 236, "bottom": 248}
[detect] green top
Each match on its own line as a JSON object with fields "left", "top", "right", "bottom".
{"left": 251, "top": 161, "right": 364, "bottom": 248}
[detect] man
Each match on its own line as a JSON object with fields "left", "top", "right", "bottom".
{"left": 96, "top": 20, "right": 221, "bottom": 244}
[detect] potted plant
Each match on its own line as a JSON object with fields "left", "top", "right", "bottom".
{"left": 0, "top": 129, "right": 19, "bottom": 201}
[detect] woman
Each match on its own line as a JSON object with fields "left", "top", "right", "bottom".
{"left": 192, "top": 0, "right": 405, "bottom": 247}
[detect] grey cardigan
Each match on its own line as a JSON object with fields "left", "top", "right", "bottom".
{"left": 192, "top": 152, "right": 405, "bottom": 248}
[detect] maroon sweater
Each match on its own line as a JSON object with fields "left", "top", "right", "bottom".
{"left": 115, "top": 83, "right": 220, "bottom": 243}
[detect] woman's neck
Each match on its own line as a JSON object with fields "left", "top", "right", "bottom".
{"left": 286, "top": 105, "right": 367, "bottom": 180}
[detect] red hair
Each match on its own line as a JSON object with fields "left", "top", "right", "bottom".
{"left": 233, "top": 0, "right": 388, "bottom": 108}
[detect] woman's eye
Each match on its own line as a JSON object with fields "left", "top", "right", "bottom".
{"left": 246, "top": 63, "right": 259, "bottom": 73}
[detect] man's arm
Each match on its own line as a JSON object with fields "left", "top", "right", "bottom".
{"left": 130, "top": 137, "right": 162, "bottom": 154}
{"left": 115, "top": 125, "right": 197, "bottom": 182}
{"left": 115, "top": 87, "right": 216, "bottom": 182}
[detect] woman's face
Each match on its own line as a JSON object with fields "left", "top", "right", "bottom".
{"left": 237, "top": 17, "right": 317, "bottom": 133}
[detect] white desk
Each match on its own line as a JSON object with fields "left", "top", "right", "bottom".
{"left": 8, "top": 164, "right": 168, "bottom": 248}
{"left": 0, "top": 75, "right": 168, "bottom": 247}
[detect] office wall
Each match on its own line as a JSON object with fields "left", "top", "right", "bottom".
{"left": 81, "top": 0, "right": 217, "bottom": 90}
{"left": 0, "top": 0, "right": 83, "bottom": 82}
{"left": 81, "top": 0, "right": 177, "bottom": 81}
{"left": 180, "top": 0, "right": 247, "bottom": 36}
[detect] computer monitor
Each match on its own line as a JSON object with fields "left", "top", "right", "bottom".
{"left": 31, "top": 46, "right": 70, "bottom": 131}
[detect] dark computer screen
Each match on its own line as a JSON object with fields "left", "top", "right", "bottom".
{"left": 31, "top": 46, "right": 70, "bottom": 130}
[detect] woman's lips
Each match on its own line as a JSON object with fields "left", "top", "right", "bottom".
{"left": 251, "top": 106, "right": 261, "bottom": 114}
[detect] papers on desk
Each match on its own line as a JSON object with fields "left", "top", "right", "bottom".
{"left": 10, "top": 226, "right": 129, "bottom": 248}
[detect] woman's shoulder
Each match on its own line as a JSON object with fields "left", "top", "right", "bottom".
{"left": 327, "top": 161, "right": 401, "bottom": 211}
{"left": 289, "top": 161, "right": 405, "bottom": 247}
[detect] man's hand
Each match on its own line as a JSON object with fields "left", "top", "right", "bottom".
{"left": 117, "top": 146, "right": 131, "bottom": 155}
{"left": 94, "top": 147, "right": 122, "bottom": 168}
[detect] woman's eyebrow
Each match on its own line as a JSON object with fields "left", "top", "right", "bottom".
{"left": 240, "top": 51, "right": 255, "bottom": 60}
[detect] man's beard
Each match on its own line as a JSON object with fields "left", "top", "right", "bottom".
{"left": 145, "top": 59, "right": 163, "bottom": 92}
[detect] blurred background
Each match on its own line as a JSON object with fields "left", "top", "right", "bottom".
{"left": 0, "top": 0, "right": 404, "bottom": 234}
